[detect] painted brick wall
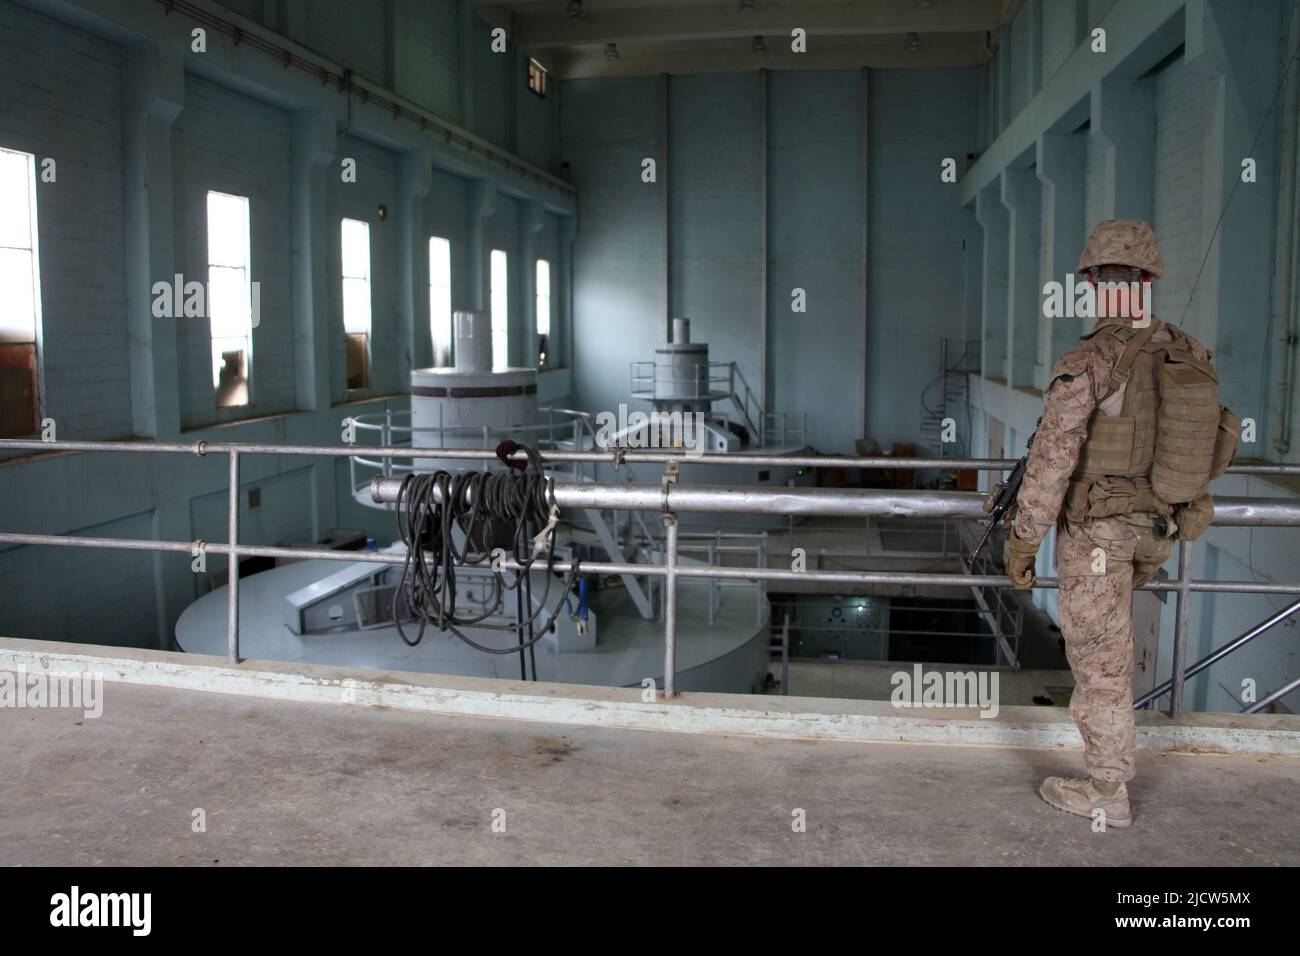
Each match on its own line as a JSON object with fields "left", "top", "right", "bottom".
{"left": 1084, "top": 126, "right": 1108, "bottom": 238}
{"left": 420, "top": 165, "right": 472, "bottom": 368}
{"left": 1042, "top": 0, "right": 1079, "bottom": 81}
{"left": 326, "top": 134, "right": 401, "bottom": 400}
{"left": 1009, "top": 5, "right": 1032, "bottom": 119}
{"left": 188, "top": 465, "right": 315, "bottom": 589}
{"left": 563, "top": 68, "right": 975, "bottom": 455}
{"left": 1152, "top": 54, "right": 1205, "bottom": 334}
{"left": 472, "top": 16, "right": 511, "bottom": 150}
{"left": 0, "top": 511, "right": 157, "bottom": 648}
{"left": 393, "top": 0, "right": 461, "bottom": 120}
{"left": 486, "top": 190, "right": 521, "bottom": 363}
{"left": 867, "top": 68, "right": 980, "bottom": 453}
{"left": 769, "top": 71, "right": 864, "bottom": 454}
{"left": 0, "top": 0, "right": 132, "bottom": 441}
{"left": 563, "top": 76, "right": 665, "bottom": 419}
{"left": 305, "top": 2, "right": 387, "bottom": 82}
{"left": 172, "top": 74, "right": 296, "bottom": 429}
{"left": 668, "top": 72, "right": 763, "bottom": 409}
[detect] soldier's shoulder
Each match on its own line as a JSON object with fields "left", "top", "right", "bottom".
{"left": 1167, "top": 321, "right": 1214, "bottom": 361}
{"left": 1050, "top": 340, "right": 1109, "bottom": 382}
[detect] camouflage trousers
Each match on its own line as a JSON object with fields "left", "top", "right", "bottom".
{"left": 1056, "top": 516, "right": 1173, "bottom": 783}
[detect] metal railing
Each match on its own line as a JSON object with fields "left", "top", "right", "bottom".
{"left": 1, "top": 437, "right": 1297, "bottom": 718}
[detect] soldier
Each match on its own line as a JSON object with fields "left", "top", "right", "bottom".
{"left": 1005, "top": 219, "right": 1219, "bottom": 828}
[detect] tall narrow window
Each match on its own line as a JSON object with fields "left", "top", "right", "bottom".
{"left": 429, "top": 236, "right": 452, "bottom": 367}
{"left": 535, "top": 258, "right": 551, "bottom": 369}
{"left": 0, "top": 147, "right": 42, "bottom": 438}
{"left": 206, "top": 190, "right": 253, "bottom": 408}
{"left": 490, "top": 249, "right": 508, "bottom": 371}
{"left": 341, "top": 217, "right": 372, "bottom": 390}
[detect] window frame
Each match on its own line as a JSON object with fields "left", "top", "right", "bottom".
{"left": 206, "top": 189, "right": 255, "bottom": 409}
{"left": 429, "top": 236, "right": 452, "bottom": 368}
{"left": 535, "top": 258, "right": 551, "bottom": 369}
{"left": 341, "top": 216, "right": 373, "bottom": 392}
{"left": 0, "top": 145, "right": 45, "bottom": 438}
{"left": 490, "top": 248, "right": 508, "bottom": 372}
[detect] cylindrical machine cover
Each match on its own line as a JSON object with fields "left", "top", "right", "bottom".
{"left": 654, "top": 342, "right": 709, "bottom": 401}
{"left": 410, "top": 367, "right": 538, "bottom": 473}
{"left": 454, "top": 310, "right": 493, "bottom": 373}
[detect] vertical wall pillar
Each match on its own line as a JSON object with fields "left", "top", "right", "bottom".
{"left": 975, "top": 184, "right": 1010, "bottom": 381}
{"left": 997, "top": 23, "right": 1012, "bottom": 134}
{"left": 469, "top": 179, "right": 496, "bottom": 312}
{"left": 290, "top": 107, "right": 335, "bottom": 412}
{"left": 520, "top": 200, "right": 544, "bottom": 369}
{"left": 289, "top": 106, "right": 336, "bottom": 571}
{"left": 1002, "top": 166, "right": 1042, "bottom": 390}
{"left": 123, "top": 44, "right": 185, "bottom": 649}
{"left": 457, "top": 0, "right": 476, "bottom": 131}
{"left": 397, "top": 150, "right": 433, "bottom": 378}
{"left": 1027, "top": 0, "right": 1044, "bottom": 98}
{"left": 559, "top": 214, "right": 577, "bottom": 371}
{"left": 660, "top": 73, "right": 671, "bottom": 340}
{"left": 1182, "top": 0, "right": 1282, "bottom": 410}
{"left": 1092, "top": 76, "right": 1155, "bottom": 223}
{"left": 1037, "top": 130, "right": 1086, "bottom": 383}
{"left": 123, "top": 43, "right": 184, "bottom": 440}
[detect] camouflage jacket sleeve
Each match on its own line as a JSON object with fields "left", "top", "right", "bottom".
{"left": 1012, "top": 349, "right": 1101, "bottom": 547}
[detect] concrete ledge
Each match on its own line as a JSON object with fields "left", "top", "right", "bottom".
{"left": 2, "top": 637, "right": 1297, "bottom": 757}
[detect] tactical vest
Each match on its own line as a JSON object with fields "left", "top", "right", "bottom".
{"left": 1067, "top": 320, "right": 1238, "bottom": 522}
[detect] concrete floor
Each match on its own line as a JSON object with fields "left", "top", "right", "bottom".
{"left": 2, "top": 680, "right": 1296, "bottom": 866}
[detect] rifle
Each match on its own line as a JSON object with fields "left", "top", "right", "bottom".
{"left": 970, "top": 417, "right": 1041, "bottom": 563}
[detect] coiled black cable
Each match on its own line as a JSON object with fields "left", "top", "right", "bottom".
{"left": 391, "top": 444, "right": 578, "bottom": 664}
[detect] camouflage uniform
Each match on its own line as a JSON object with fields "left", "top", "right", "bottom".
{"left": 1011, "top": 220, "right": 1211, "bottom": 786}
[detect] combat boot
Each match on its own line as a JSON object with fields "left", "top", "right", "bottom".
{"left": 1039, "top": 776, "right": 1132, "bottom": 828}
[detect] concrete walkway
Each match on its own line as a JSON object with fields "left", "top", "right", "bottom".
{"left": 1, "top": 679, "right": 1296, "bottom": 866}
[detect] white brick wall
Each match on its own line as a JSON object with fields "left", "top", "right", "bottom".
{"left": 172, "top": 74, "right": 296, "bottom": 429}
{"left": 0, "top": 511, "right": 157, "bottom": 649}
{"left": 326, "top": 134, "right": 400, "bottom": 400}
{"left": 1042, "top": 2, "right": 1079, "bottom": 81}
{"left": 1153, "top": 56, "right": 1205, "bottom": 334}
{"left": 0, "top": 0, "right": 132, "bottom": 441}
{"left": 305, "top": 2, "right": 388, "bottom": 83}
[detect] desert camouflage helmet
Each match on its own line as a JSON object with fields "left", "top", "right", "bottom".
{"left": 1076, "top": 219, "right": 1164, "bottom": 279}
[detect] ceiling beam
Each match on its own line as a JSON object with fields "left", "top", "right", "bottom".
{"left": 496, "top": 0, "right": 1003, "bottom": 49}
{"left": 552, "top": 31, "right": 988, "bottom": 78}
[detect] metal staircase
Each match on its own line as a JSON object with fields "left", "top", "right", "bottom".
{"left": 920, "top": 338, "right": 981, "bottom": 455}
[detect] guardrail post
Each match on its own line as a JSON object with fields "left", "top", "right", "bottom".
{"left": 706, "top": 535, "right": 717, "bottom": 625}
{"left": 663, "top": 514, "right": 679, "bottom": 698}
{"left": 382, "top": 408, "right": 392, "bottom": 478}
{"left": 227, "top": 450, "right": 241, "bottom": 665}
{"left": 1169, "top": 538, "right": 1193, "bottom": 718}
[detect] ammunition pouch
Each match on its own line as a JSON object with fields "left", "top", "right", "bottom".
{"left": 1064, "top": 476, "right": 1170, "bottom": 525}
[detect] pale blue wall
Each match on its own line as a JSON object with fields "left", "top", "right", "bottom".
{"left": 564, "top": 68, "right": 977, "bottom": 455}
{"left": 0, "top": 0, "right": 573, "bottom": 649}
{"left": 964, "top": 0, "right": 1300, "bottom": 713}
